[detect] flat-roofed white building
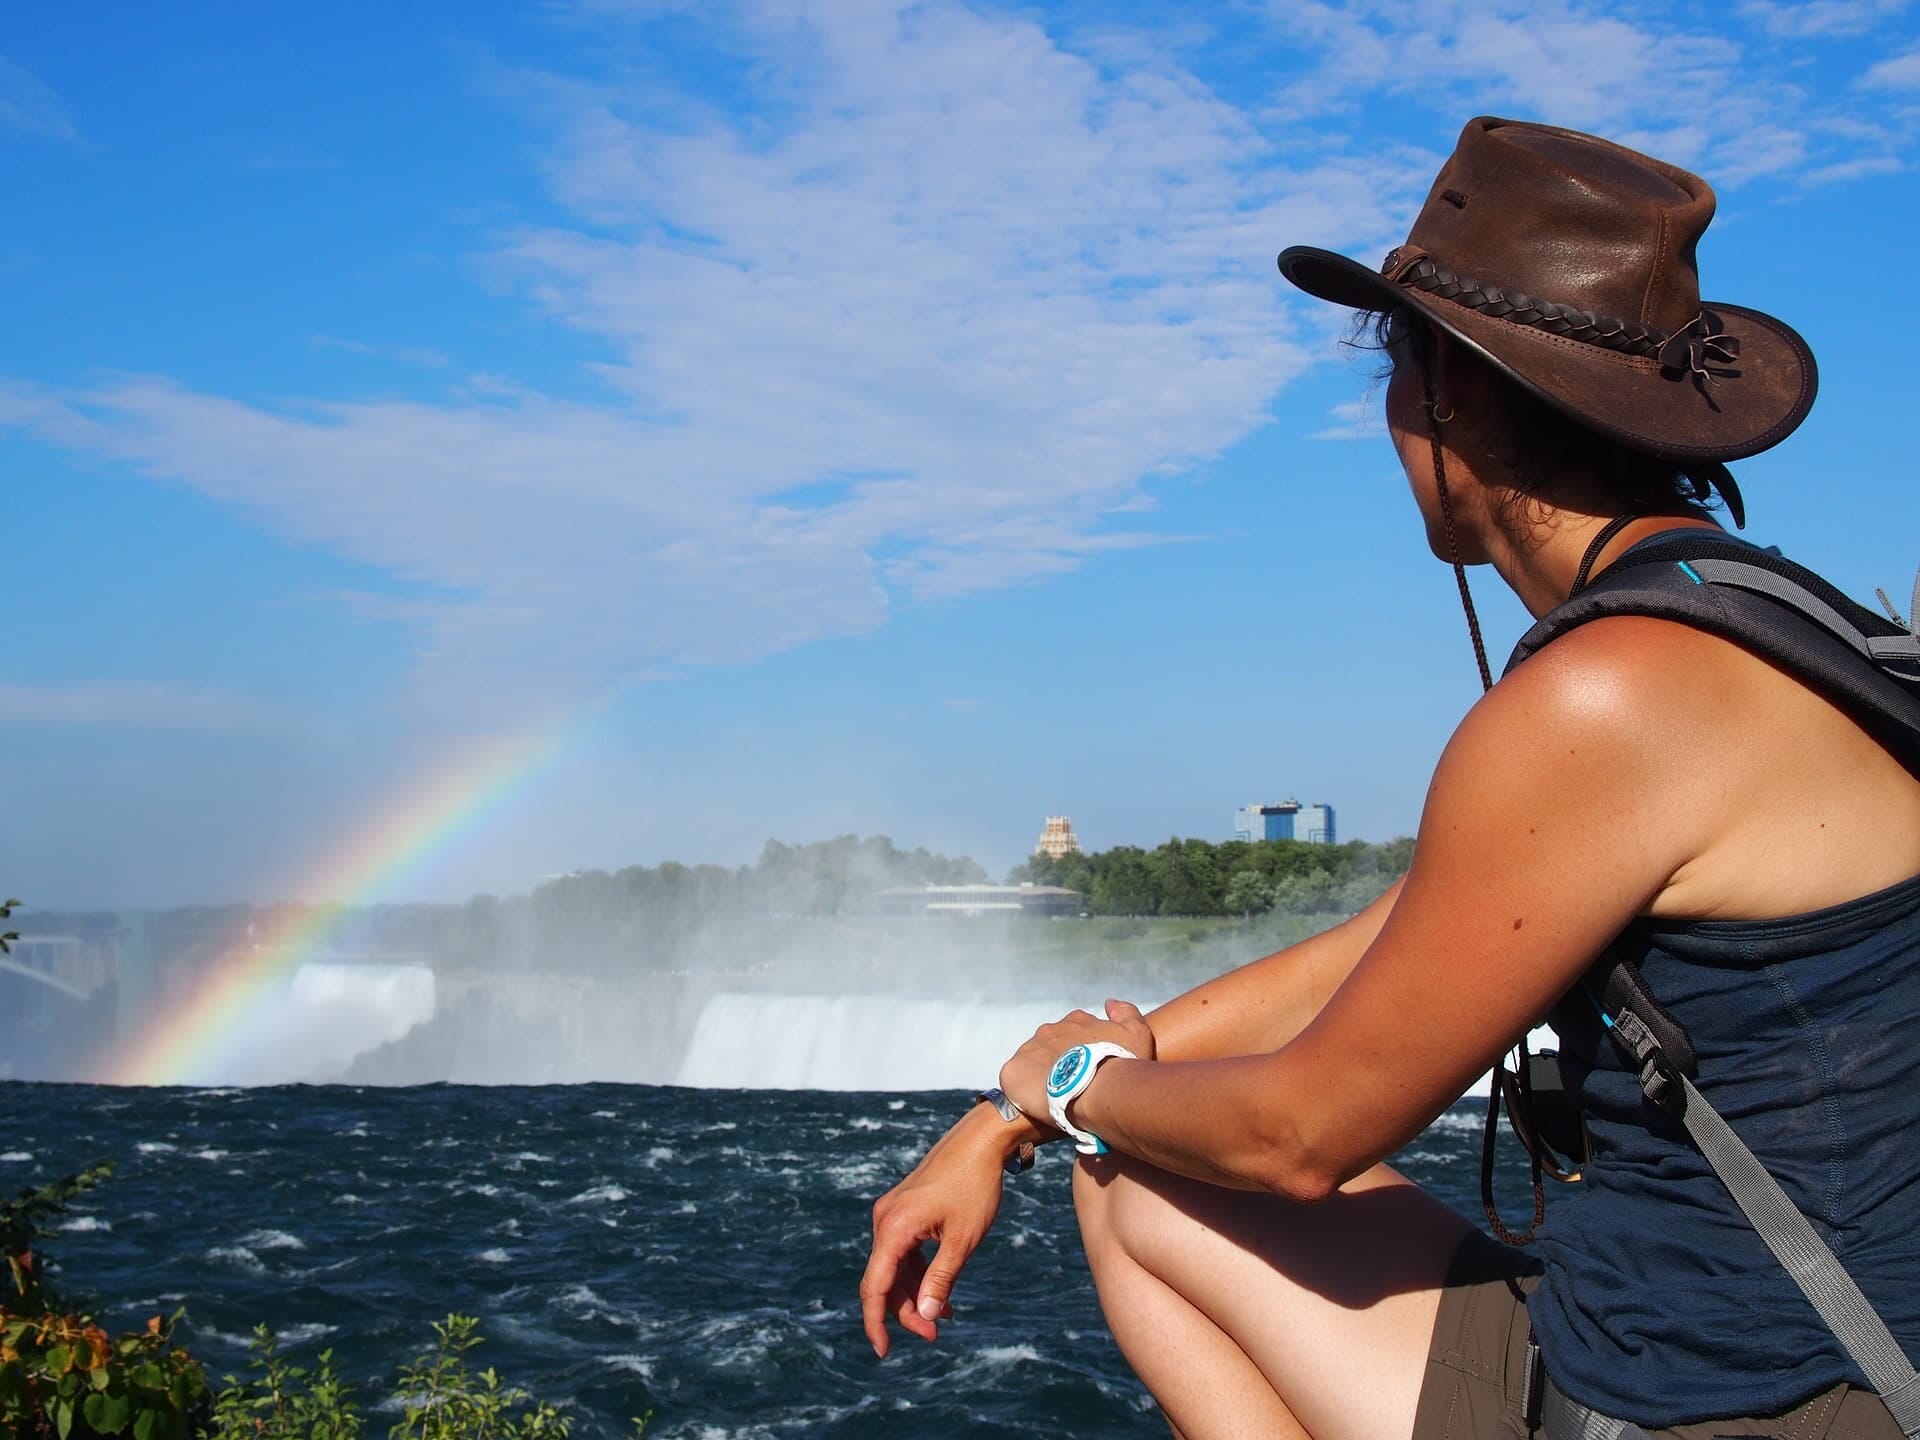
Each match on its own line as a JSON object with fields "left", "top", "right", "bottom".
{"left": 874, "top": 883, "right": 1085, "bottom": 918}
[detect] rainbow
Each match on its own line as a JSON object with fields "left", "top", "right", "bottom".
{"left": 101, "top": 730, "right": 566, "bottom": 1086}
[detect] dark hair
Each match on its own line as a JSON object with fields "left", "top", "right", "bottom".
{"left": 1349, "top": 308, "right": 1715, "bottom": 522}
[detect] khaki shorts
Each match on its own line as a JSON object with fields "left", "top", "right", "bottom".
{"left": 1412, "top": 1232, "right": 1903, "bottom": 1440}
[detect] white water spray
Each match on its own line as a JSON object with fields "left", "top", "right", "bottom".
{"left": 676, "top": 993, "right": 1118, "bottom": 1090}
{"left": 212, "top": 963, "right": 436, "bottom": 1085}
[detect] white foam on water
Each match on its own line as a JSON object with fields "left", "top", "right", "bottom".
{"left": 568, "top": 1184, "right": 630, "bottom": 1205}
{"left": 677, "top": 993, "right": 1097, "bottom": 1091}
{"left": 54, "top": 1216, "right": 109, "bottom": 1233}
{"left": 591, "top": 1110, "right": 618, "bottom": 1119}
{"left": 886, "top": 1099, "right": 906, "bottom": 1110}
{"left": 600, "top": 1355, "right": 653, "bottom": 1378}
{"left": 0, "top": 1151, "right": 31, "bottom": 1162}
{"left": 206, "top": 1246, "right": 264, "bottom": 1272}
{"left": 137, "top": 1141, "right": 177, "bottom": 1154}
{"left": 190, "top": 1149, "right": 229, "bottom": 1161}
{"left": 277, "top": 1323, "right": 338, "bottom": 1345}
{"left": 240, "top": 1229, "right": 305, "bottom": 1251}
{"left": 476, "top": 1248, "right": 512, "bottom": 1264}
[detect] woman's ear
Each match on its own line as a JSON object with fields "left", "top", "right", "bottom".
{"left": 1429, "top": 333, "right": 1496, "bottom": 423}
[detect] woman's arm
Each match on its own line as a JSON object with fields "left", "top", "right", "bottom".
{"left": 1146, "top": 876, "right": 1403, "bottom": 1061}
{"left": 1009, "top": 623, "right": 1704, "bottom": 1198}
{"left": 860, "top": 877, "right": 1404, "bottom": 1355}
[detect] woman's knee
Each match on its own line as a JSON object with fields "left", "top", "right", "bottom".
{"left": 1071, "top": 1151, "right": 1128, "bottom": 1258}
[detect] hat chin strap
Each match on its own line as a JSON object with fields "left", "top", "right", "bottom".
{"left": 1424, "top": 362, "right": 1494, "bottom": 696}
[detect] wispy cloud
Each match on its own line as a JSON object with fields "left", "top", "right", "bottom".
{"left": 1263, "top": 0, "right": 1915, "bottom": 186}
{"left": 1801, "top": 153, "right": 1904, "bottom": 184}
{"left": 1741, "top": 0, "right": 1909, "bottom": 38}
{"left": 310, "top": 334, "right": 450, "bottom": 369}
{"left": 1310, "top": 399, "right": 1378, "bottom": 441}
{"left": 0, "top": 54, "right": 82, "bottom": 146}
{"left": 1859, "top": 46, "right": 1920, "bottom": 89}
{"left": 2, "top": 1, "right": 1914, "bottom": 720}
{"left": 0, "top": 682, "right": 287, "bottom": 734}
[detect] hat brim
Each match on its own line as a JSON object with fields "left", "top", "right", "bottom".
{"left": 1277, "top": 245, "right": 1816, "bottom": 464}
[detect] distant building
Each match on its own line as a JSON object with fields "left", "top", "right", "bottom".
{"left": 1234, "top": 800, "right": 1336, "bottom": 845}
{"left": 1234, "top": 801, "right": 1300, "bottom": 843}
{"left": 1035, "top": 815, "right": 1082, "bottom": 859}
{"left": 1299, "top": 802, "right": 1337, "bottom": 844}
{"left": 874, "top": 884, "right": 1085, "bottom": 918}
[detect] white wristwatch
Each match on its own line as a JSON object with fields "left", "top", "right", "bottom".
{"left": 1045, "top": 1042, "right": 1137, "bottom": 1155}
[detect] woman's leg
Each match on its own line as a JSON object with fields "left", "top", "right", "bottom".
{"left": 1074, "top": 1154, "right": 1475, "bottom": 1440}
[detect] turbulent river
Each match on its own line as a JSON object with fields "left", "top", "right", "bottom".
{"left": 2, "top": 1083, "right": 1522, "bottom": 1438}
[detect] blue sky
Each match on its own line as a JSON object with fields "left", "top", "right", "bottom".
{"left": 4, "top": 1, "right": 1918, "bottom": 908}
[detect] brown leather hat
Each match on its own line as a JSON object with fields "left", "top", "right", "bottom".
{"left": 1278, "top": 116, "right": 1817, "bottom": 483}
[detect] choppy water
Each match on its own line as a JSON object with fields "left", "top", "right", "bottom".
{"left": 1, "top": 1083, "right": 1515, "bottom": 1437}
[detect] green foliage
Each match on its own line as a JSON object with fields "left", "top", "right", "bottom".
{"left": 201, "top": 1316, "right": 649, "bottom": 1440}
{"left": 3, "top": 1164, "right": 114, "bottom": 1313}
{"left": 208, "top": 1327, "right": 361, "bottom": 1440}
{"left": 3, "top": 1166, "right": 210, "bottom": 1440}
{"left": 0, "top": 1169, "right": 649, "bottom": 1440}
{"left": 0, "top": 1310, "right": 206, "bottom": 1440}
{"left": 1010, "top": 836, "right": 1415, "bottom": 919}
{"left": 388, "top": 1315, "right": 568, "bottom": 1440}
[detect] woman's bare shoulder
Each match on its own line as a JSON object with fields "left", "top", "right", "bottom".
{"left": 1477, "top": 612, "right": 1920, "bottom": 918}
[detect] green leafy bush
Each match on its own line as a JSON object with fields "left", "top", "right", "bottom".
{"left": 3, "top": 1166, "right": 648, "bottom": 1439}
{"left": 208, "top": 1326, "right": 361, "bottom": 1440}
{"left": 1, "top": 1166, "right": 209, "bottom": 1440}
{"left": 389, "top": 1315, "right": 571, "bottom": 1440}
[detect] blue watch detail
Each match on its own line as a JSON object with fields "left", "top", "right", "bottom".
{"left": 1048, "top": 1045, "right": 1093, "bottom": 1098}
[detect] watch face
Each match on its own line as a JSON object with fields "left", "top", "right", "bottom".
{"left": 1047, "top": 1045, "right": 1090, "bottom": 1098}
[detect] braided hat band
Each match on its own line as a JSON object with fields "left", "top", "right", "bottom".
{"left": 1383, "top": 246, "right": 1742, "bottom": 395}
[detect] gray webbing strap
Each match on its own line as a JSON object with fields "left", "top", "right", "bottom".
{"left": 1686, "top": 558, "right": 1920, "bottom": 671}
{"left": 1687, "top": 559, "right": 1879, "bottom": 659}
{"left": 1540, "top": 1379, "right": 1651, "bottom": 1439}
{"left": 1673, "top": 1072, "right": 1920, "bottom": 1437}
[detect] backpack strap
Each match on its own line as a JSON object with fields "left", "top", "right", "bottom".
{"left": 1506, "top": 533, "right": 1920, "bottom": 776}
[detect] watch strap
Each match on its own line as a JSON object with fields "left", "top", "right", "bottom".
{"left": 1046, "top": 1042, "right": 1137, "bottom": 1155}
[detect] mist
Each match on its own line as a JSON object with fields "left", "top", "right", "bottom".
{"left": 2, "top": 835, "right": 1480, "bottom": 1091}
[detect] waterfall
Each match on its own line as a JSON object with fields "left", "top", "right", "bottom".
{"left": 675, "top": 993, "right": 1106, "bottom": 1091}
{"left": 217, "top": 963, "right": 437, "bottom": 1085}
{"left": 674, "top": 994, "right": 1557, "bottom": 1095}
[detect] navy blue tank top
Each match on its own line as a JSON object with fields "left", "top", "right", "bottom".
{"left": 1527, "top": 871, "right": 1920, "bottom": 1425}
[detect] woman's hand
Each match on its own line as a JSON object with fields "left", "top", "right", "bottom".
{"left": 861, "top": 1107, "right": 1012, "bottom": 1358}
{"left": 1000, "top": 998, "right": 1156, "bottom": 1122}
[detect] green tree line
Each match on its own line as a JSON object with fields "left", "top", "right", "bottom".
{"left": 1008, "top": 836, "right": 1415, "bottom": 918}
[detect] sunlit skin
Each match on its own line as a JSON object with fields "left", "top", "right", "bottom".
{"left": 861, "top": 327, "right": 1920, "bottom": 1440}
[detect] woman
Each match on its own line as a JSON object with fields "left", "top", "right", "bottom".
{"left": 861, "top": 117, "right": 1920, "bottom": 1438}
